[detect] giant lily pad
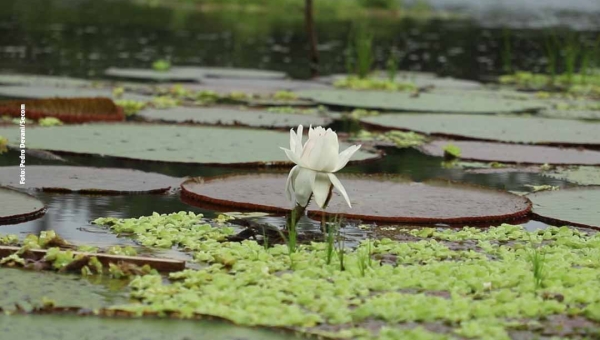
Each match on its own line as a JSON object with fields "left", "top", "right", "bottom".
{"left": 0, "top": 187, "right": 45, "bottom": 224}
{"left": 539, "top": 109, "right": 600, "bottom": 120}
{"left": 0, "top": 166, "right": 178, "bottom": 194}
{"left": 181, "top": 174, "right": 532, "bottom": 224}
{"left": 542, "top": 166, "right": 600, "bottom": 186}
{"left": 417, "top": 140, "right": 600, "bottom": 165}
{"left": 0, "top": 268, "right": 127, "bottom": 310}
{"left": 0, "top": 124, "right": 377, "bottom": 166}
{"left": 0, "top": 86, "right": 151, "bottom": 102}
{"left": 295, "top": 89, "right": 544, "bottom": 113}
{"left": 173, "top": 67, "right": 287, "bottom": 80}
{"left": 0, "top": 74, "right": 92, "bottom": 87}
{"left": 323, "top": 73, "right": 484, "bottom": 90}
{"left": 361, "top": 114, "right": 600, "bottom": 146}
{"left": 0, "top": 98, "right": 125, "bottom": 123}
{"left": 528, "top": 188, "right": 600, "bottom": 228}
{"left": 104, "top": 67, "right": 201, "bottom": 82}
{"left": 0, "top": 314, "right": 298, "bottom": 340}
{"left": 139, "top": 107, "right": 332, "bottom": 129}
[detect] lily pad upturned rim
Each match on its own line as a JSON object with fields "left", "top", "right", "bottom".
{"left": 528, "top": 187, "right": 600, "bottom": 229}
{"left": 180, "top": 173, "right": 532, "bottom": 224}
{"left": 417, "top": 140, "right": 600, "bottom": 165}
{"left": 0, "top": 166, "right": 179, "bottom": 195}
{"left": 0, "top": 187, "right": 46, "bottom": 225}
{"left": 0, "top": 123, "right": 382, "bottom": 168}
{"left": 0, "top": 98, "right": 125, "bottom": 123}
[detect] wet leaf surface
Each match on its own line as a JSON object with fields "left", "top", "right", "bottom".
{"left": 0, "top": 123, "right": 377, "bottom": 166}
{"left": 181, "top": 174, "right": 532, "bottom": 224}
{"left": 528, "top": 187, "right": 600, "bottom": 228}
{"left": 542, "top": 166, "right": 600, "bottom": 186}
{"left": 0, "top": 85, "right": 151, "bottom": 102}
{"left": 0, "top": 187, "right": 45, "bottom": 224}
{"left": 418, "top": 140, "right": 600, "bottom": 165}
{"left": 361, "top": 114, "right": 600, "bottom": 146}
{"left": 0, "top": 166, "right": 179, "bottom": 194}
{"left": 139, "top": 107, "right": 332, "bottom": 129}
{"left": 296, "top": 89, "right": 544, "bottom": 113}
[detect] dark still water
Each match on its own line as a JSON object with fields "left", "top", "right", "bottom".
{"left": 0, "top": 0, "right": 598, "bottom": 80}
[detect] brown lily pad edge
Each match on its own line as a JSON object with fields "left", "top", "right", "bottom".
{"left": 0, "top": 187, "right": 46, "bottom": 225}
{"left": 0, "top": 98, "right": 125, "bottom": 123}
{"left": 417, "top": 140, "right": 600, "bottom": 166}
{"left": 180, "top": 173, "right": 532, "bottom": 225}
{"left": 0, "top": 166, "right": 179, "bottom": 195}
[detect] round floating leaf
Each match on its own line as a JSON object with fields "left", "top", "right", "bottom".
{"left": 0, "top": 98, "right": 125, "bottom": 123}
{"left": 539, "top": 109, "right": 600, "bottom": 120}
{"left": 181, "top": 174, "right": 531, "bottom": 224}
{"left": 323, "top": 73, "right": 484, "bottom": 90}
{"left": 0, "top": 187, "right": 45, "bottom": 224}
{"left": 361, "top": 114, "right": 600, "bottom": 146}
{"left": 173, "top": 78, "right": 328, "bottom": 96}
{"left": 0, "top": 124, "right": 377, "bottom": 166}
{"left": 0, "top": 74, "right": 93, "bottom": 87}
{"left": 295, "top": 89, "right": 544, "bottom": 113}
{"left": 104, "top": 67, "right": 201, "bottom": 82}
{"left": 139, "top": 107, "right": 332, "bottom": 129}
{"left": 418, "top": 140, "right": 600, "bottom": 165}
{"left": 0, "top": 85, "right": 151, "bottom": 102}
{"left": 542, "top": 166, "right": 600, "bottom": 186}
{"left": 0, "top": 268, "right": 127, "bottom": 310}
{"left": 173, "top": 67, "right": 287, "bottom": 80}
{"left": 528, "top": 188, "right": 600, "bottom": 228}
{"left": 0, "top": 166, "right": 178, "bottom": 194}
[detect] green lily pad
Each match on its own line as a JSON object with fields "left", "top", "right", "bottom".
{"left": 0, "top": 86, "right": 151, "bottom": 102}
{"left": 104, "top": 67, "right": 201, "bottom": 82}
{"left": 528, "top": 187, "right": 600, "bottom": 228}
{"left": 0, "top": 187, "right": 45, "bottom": 224}
{"left": 174, "top": 67, "right": 287, "bottom": 80}
{"left": 542, "top": 166, "right": 600, "bottom": 186}
{"left": 418, "top": 140, "right": 600, "bottom": 165}
{"left": 0, "top": 166, "right": 179, "bottom": 194}
{"left": 139, "top": 107, "right": 332, "bottom": 129}
{"left": 0, "top": 124, "right": 378, "bottom": 166}
{"left": 295, "top": 89, "right": 544, "bottom": 113}
{"left": 181, "top": 174, "right": 531, "bottom": 224}
{"left": 0, "top": 74, "right": 93, "bottom": 87}
{"left": 361, "top": 114, "right": 600, "bottom": 146}
{"left": 0, "top": 314, "right": 299, "bottom": 340}
{"left": 0, "top": 267, "right": 127, "bottom": 311}
{"left": 324, "top": 73, "right": 484, "bottom": 90}
{"left": 539, "top": 109, "right": 600, "bottom": 120}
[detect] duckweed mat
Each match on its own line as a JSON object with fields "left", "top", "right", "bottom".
{"left": 0, "top": 124, "right": 378, "bottom": 166}
{"left": 180, "top": 174, "right": 532, "bottom": 224}
{"left": 91, "top": 213, "right": 600, "bottom": 340}
{"left": 417, "top": 140, "right": 600, "bottom": 165}
{"left": 361, "top": 114, "right": 600, "bottom": 146}
{"left": 0, "top": 187, "right": 45, "bottom": 224}
{"left": 0, "top": 166, "right": 179, "bottom": 194}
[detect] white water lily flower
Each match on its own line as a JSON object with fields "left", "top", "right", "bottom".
{"left": 281, "top": 125, "right": 361, "bottom": 209}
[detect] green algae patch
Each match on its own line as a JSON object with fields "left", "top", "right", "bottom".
{"left": 0, "top": 187, "right": 45, "bottom": 225}
{"left": 0, "top": 267, "right": 128, "bottom": 311}
{"left": 361, "top": 114, "right": 600, "bottom": 147}
{"left": 89, "top": 217, "right": 600, "bottom": 339}
{"left": 528, "top": 187, "right": 600, "bottom": 228}
{"left": 542, "top": 166, "right": 600, "bottom": 186}
{"left": 0, "top": 123, "right": 379, "bottom": 166}
{"left": 138, "top": 107, "right": 332, "bottom": 129}
{"left": 0, "top": 166, "right": 179, "bottom": 194}
{"left": 0, "top": 314, "right": 298, "bottom": 340}
{"left": 295, "top": 89, "right": 544, "bottom": 114}
{"left": 351, "top": 130, "right": 428, "bottom": 148}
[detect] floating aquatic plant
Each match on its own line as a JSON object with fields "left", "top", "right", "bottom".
{"left": 38, "top": 117, "right": 63, "bottom": 127}
{"left": 152, "top": 59, "right": 171, "bottom": 72}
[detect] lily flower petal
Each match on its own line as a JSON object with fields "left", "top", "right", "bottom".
{"left": 333, "top": 144, "right": 362, "bottom": 172}
{"left": 293, "top": 167, "right": 316, "bottom": 207}
{"left": 312, "top": 172, "right": 332, "bottom": 208}
{"left": 328, "top": 173, "right": 352, "bottom": 208}
{"left": 285, "top": 165, "right": 300, "bottom": 202}
{"left": 280, "top": 147, "right": 301, "bottom": 165}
